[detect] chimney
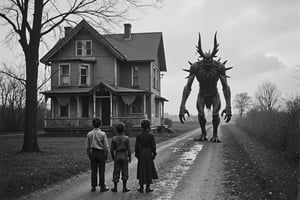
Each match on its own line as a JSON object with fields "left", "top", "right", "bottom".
{"left": 64, "top": 27, "right": 72, "bottom": 37}
{"left": 124, "top": 23, "right": 132, "bottom": 40}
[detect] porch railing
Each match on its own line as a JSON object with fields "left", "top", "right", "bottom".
{"left": 45, "top": 118, "right": 92, "bottom": 128}
{"left": 111, "top": 115, "right": 145, "bottom": 127}
{"left": 44, "top": 115, "right": 145, "bottom": 128}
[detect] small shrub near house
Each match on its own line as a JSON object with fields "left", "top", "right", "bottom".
{"left": 164, "top": 118, "right": 173, "bottom": 128}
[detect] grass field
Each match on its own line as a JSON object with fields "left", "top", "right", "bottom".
{"left": 0, "top": 121, "right": 199, "bottom": 200}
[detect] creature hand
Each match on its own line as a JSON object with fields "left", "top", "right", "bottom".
{"left": 221, "top": 107, "right": 232, "bottom": 123}
{"left": 179, "top": 107, "right": 190, "bottom": 124}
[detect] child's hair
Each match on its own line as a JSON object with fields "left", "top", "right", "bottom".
{"left": 141, "top": 119, "right": 150, "bottom": 130}
{"left": 92, "top": 118, "right": 101, "bottom": 128}
{"left": 116, "top": 122, "right": 125, "bottom": 133}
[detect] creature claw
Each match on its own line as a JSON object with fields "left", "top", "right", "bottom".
{"left": 210, "top": 137, "right": 221, "bottom": 143}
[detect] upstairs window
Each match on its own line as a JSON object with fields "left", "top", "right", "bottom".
{"left": 59, "top": 64, "right": 70, "bottom": 86}
{"left": 80, "top": 64, "right": 90, "bottom": 86}
{"left": 76, "top": 40, "right": 92, "bottom": 56}
{"left": 152, "top": 65, "right": 160, "bottom": 89}
{"left": 132, "top": 66, "right": 139, "bottom": 87}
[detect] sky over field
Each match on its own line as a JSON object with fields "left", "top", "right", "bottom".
{"left": 0, "top": 0, "right": 299, "bottom": 115}
{"left": 131, "top": 0, "right": 300, "bottom": 114}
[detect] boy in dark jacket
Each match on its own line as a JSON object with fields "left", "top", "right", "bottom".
{"left": 110, "top": 122, "right": 131, "bottom": 192}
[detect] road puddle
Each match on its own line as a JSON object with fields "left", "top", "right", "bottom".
{"left": 152, "top": 144, "right": 203, "bottom": 200}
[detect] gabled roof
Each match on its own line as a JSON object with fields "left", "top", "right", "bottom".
{"left": 40, "top": 20, "right": 126, "bottom": 64}
{"left": 40, "top": 20, "right": 167, "bottom": 71}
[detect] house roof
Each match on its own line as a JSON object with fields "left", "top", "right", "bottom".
{"left": 40, "top": 20, "right": 126, "bottom": 64}
{"left": 41, "top": 82, "right": 149, "bottom": 96}
{"left": 40, "top": 20, "right": 167, "bottom": 71}
{"left": 103, "top": 33, "right": 167, "bottom": 71}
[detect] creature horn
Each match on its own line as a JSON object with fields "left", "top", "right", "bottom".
{"left": 225, "top": 67, "right": 233, "bottom": 71}
{"left": 211, "top": 31, "right": 219, "bottom": 57}
{"left": 223, "top": 60, "right": 227, "bottom": 65}
{"left": 197, "top": 33, "right": 206, "bottom": 58}
{"left": 183, "top": 69, "right": 190, "bottom": 72}
{"left": 188, "top": 61, "right": 193, "bottom": 65}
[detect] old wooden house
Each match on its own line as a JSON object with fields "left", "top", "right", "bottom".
{"left": 40, "top": 20, "right": 168, "bottom": 132}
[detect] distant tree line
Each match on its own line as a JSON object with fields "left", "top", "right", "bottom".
{"left": 234, "top": 80, "right": 299, "bottom": 161}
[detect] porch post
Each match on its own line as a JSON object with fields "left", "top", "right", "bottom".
{"left": 143, "top": 94, "right": 147, "bottom": 119}
{"left": 161, "top": 101, "right": 165, "bottom": 126}
{"left": 110, "top": 93, "right": 113, "bottom": 126}
{"left": 51, "top": 98, "right": 54, "bottom": 118}
{"left": 44, "top": 97, "right": 48, "bottom": 128}
{"left": 76, "top": 96, "right": 80, "bottom": 127}
{"left": 93, "top": 92, "right": 96, "bottom": 118}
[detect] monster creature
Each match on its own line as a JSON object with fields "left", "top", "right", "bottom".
{"left": 179, "top": 32, "right": 232, "bottom": 142}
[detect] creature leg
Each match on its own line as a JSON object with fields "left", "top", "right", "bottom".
{"left": 195, "top": 93, "right": 207, "bottom": 141}
{"left": 211, "top": 93, "right": 221, "bottom": 143}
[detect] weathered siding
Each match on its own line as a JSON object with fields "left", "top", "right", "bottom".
{"left": 51, "top": 29, "right": 117, "bottom": 87}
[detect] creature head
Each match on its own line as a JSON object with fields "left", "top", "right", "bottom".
{"left": 196, "top": 32, "right": 219, "bottom": 64}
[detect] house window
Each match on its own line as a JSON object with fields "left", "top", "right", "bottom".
{"left": 153, "top": 68, "right": 156, "bottom": 88}
{"left": 80, "top": 64, "right": 89, "bottom": 85}
{"left": 155, "top": 101, "right": 159, "bottom": 117}
{"left": 76, "top": 40, "right": 92, "bottom": 56}
{"left": 132, "top": 66, "right": 139, "bottom": 87}
{"left": 59, "top": 64, "right": 70, "bottom": 86}
{"left": 82, "top": 96, "right": 89, "bottom": 118}
{"left": 60, "top": 104, "right": 69, "bottom": 117}
{"left": 132, "top": 96, "right": 142, "bottom": 114}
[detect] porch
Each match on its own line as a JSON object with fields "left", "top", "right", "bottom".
{"left": 42, "top": 82, "right": 151, "bottom": 130}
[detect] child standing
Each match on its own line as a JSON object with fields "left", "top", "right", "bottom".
{"left": 135, "top": 119, "right": 158, "bottom": 193}
{"left": 110, "top": 122, "right": 131, "bottom": 192}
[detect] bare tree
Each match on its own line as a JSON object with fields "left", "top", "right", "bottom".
{"left": 255, "top": 81, "right": 281, "bottom": 111}
{"left": 234, "top": 92, "right": 251, "bottom": 117}
{"left": 0, "top": 0, "right": 163, "bottom": 152}
{"left": 0, "top": 71, "right": 26, "bottom": 131}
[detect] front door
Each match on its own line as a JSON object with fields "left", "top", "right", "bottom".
{"left": 96, "top": 98, "right": 110, "bottom": 126}
{"left": 101, "top": 98, "right": 110, "bottom": 126}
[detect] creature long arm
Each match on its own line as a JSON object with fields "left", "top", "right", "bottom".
{"left": 179, "top": 74, "right": 195, "bottom": 123}
{"left": 220, "top": 75, "right": 232, "bottom": 122}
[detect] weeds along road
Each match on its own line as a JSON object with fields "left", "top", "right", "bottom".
{"left": 22, "top": 123, "right": 277, "bottom": 200}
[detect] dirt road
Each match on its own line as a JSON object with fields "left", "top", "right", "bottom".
{"left": 20, "top": 124, "right": 298, "bottom": 200}
{"left": 21, "top": 125, "right": 227, "bottom": 200}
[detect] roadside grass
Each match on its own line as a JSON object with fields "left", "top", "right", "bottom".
{"left": 0, "top": 121, "right": 198, "bottom": 200}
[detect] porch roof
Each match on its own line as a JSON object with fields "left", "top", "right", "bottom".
{"left": 41, "top": 87, "right": 93, "bottom": 95}
{"left": 155, "top": 95, "right": 169, "bottom": 102}
{"left": 42, "top": 82, "right": 149, "bottom": 96}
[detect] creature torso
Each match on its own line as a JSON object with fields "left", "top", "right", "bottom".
{"left": 190, "top": 60, "right": 225, "bottom": 97}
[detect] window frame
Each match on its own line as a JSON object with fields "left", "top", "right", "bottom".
{"left": 59, "top": 63, "right": 71, "bottom": 86}
{"left": 79, "top": 64, "right": 90, "bottom": 86}
{"left": 76, "top": 40, "right": 92, "bottom": 56}
{"left": 132, "top": 66, "right": 139, "bottom": 87}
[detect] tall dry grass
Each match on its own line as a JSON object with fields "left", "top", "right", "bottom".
{"left": 236, "top": 96, "right": 299, "bottom": 161}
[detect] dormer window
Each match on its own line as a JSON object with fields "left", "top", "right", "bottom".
{"left": 76, "top": 40, "right": 92, "bottom": 56}
{"left": 59, "top": 64, "right": 70, "bottom": 86}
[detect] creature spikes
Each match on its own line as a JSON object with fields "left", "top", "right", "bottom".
{"left": 211, "top": 32, "right": 219, "bottom": 57}
{"left": 188, "top": 61, "right": 193, "bottom": 66}
{"left": 223, "top": 60, "right": 227, "bottom": 65}
{"left": 218, "top": 58, "right": 221, "bottom": 62}
{"left": 225, "top": 67, "right": 233, "bottom": 71}
{"left": 183, "top": 69, "right": 190, "bottom": 73}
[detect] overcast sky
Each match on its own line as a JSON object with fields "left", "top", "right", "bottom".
{"left": 0, "top": 0, "right": 299, "bottom": 115}
{"left": 130, "top": 0, "right": 300, "bottom": 115}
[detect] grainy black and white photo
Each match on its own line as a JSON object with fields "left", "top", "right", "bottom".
{"left": 0, "top": 0, "right": 299, "bottom": 199}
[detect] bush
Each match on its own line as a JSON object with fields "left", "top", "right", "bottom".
{"left": 236, "top": 96, "right": 299, "bottom": 161}
{"left": 164, "top": 118, "right": 173, "bottom": 128}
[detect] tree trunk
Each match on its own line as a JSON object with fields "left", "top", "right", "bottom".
{"left": 21, "top": 53, "right": 41, "bottom": 152}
